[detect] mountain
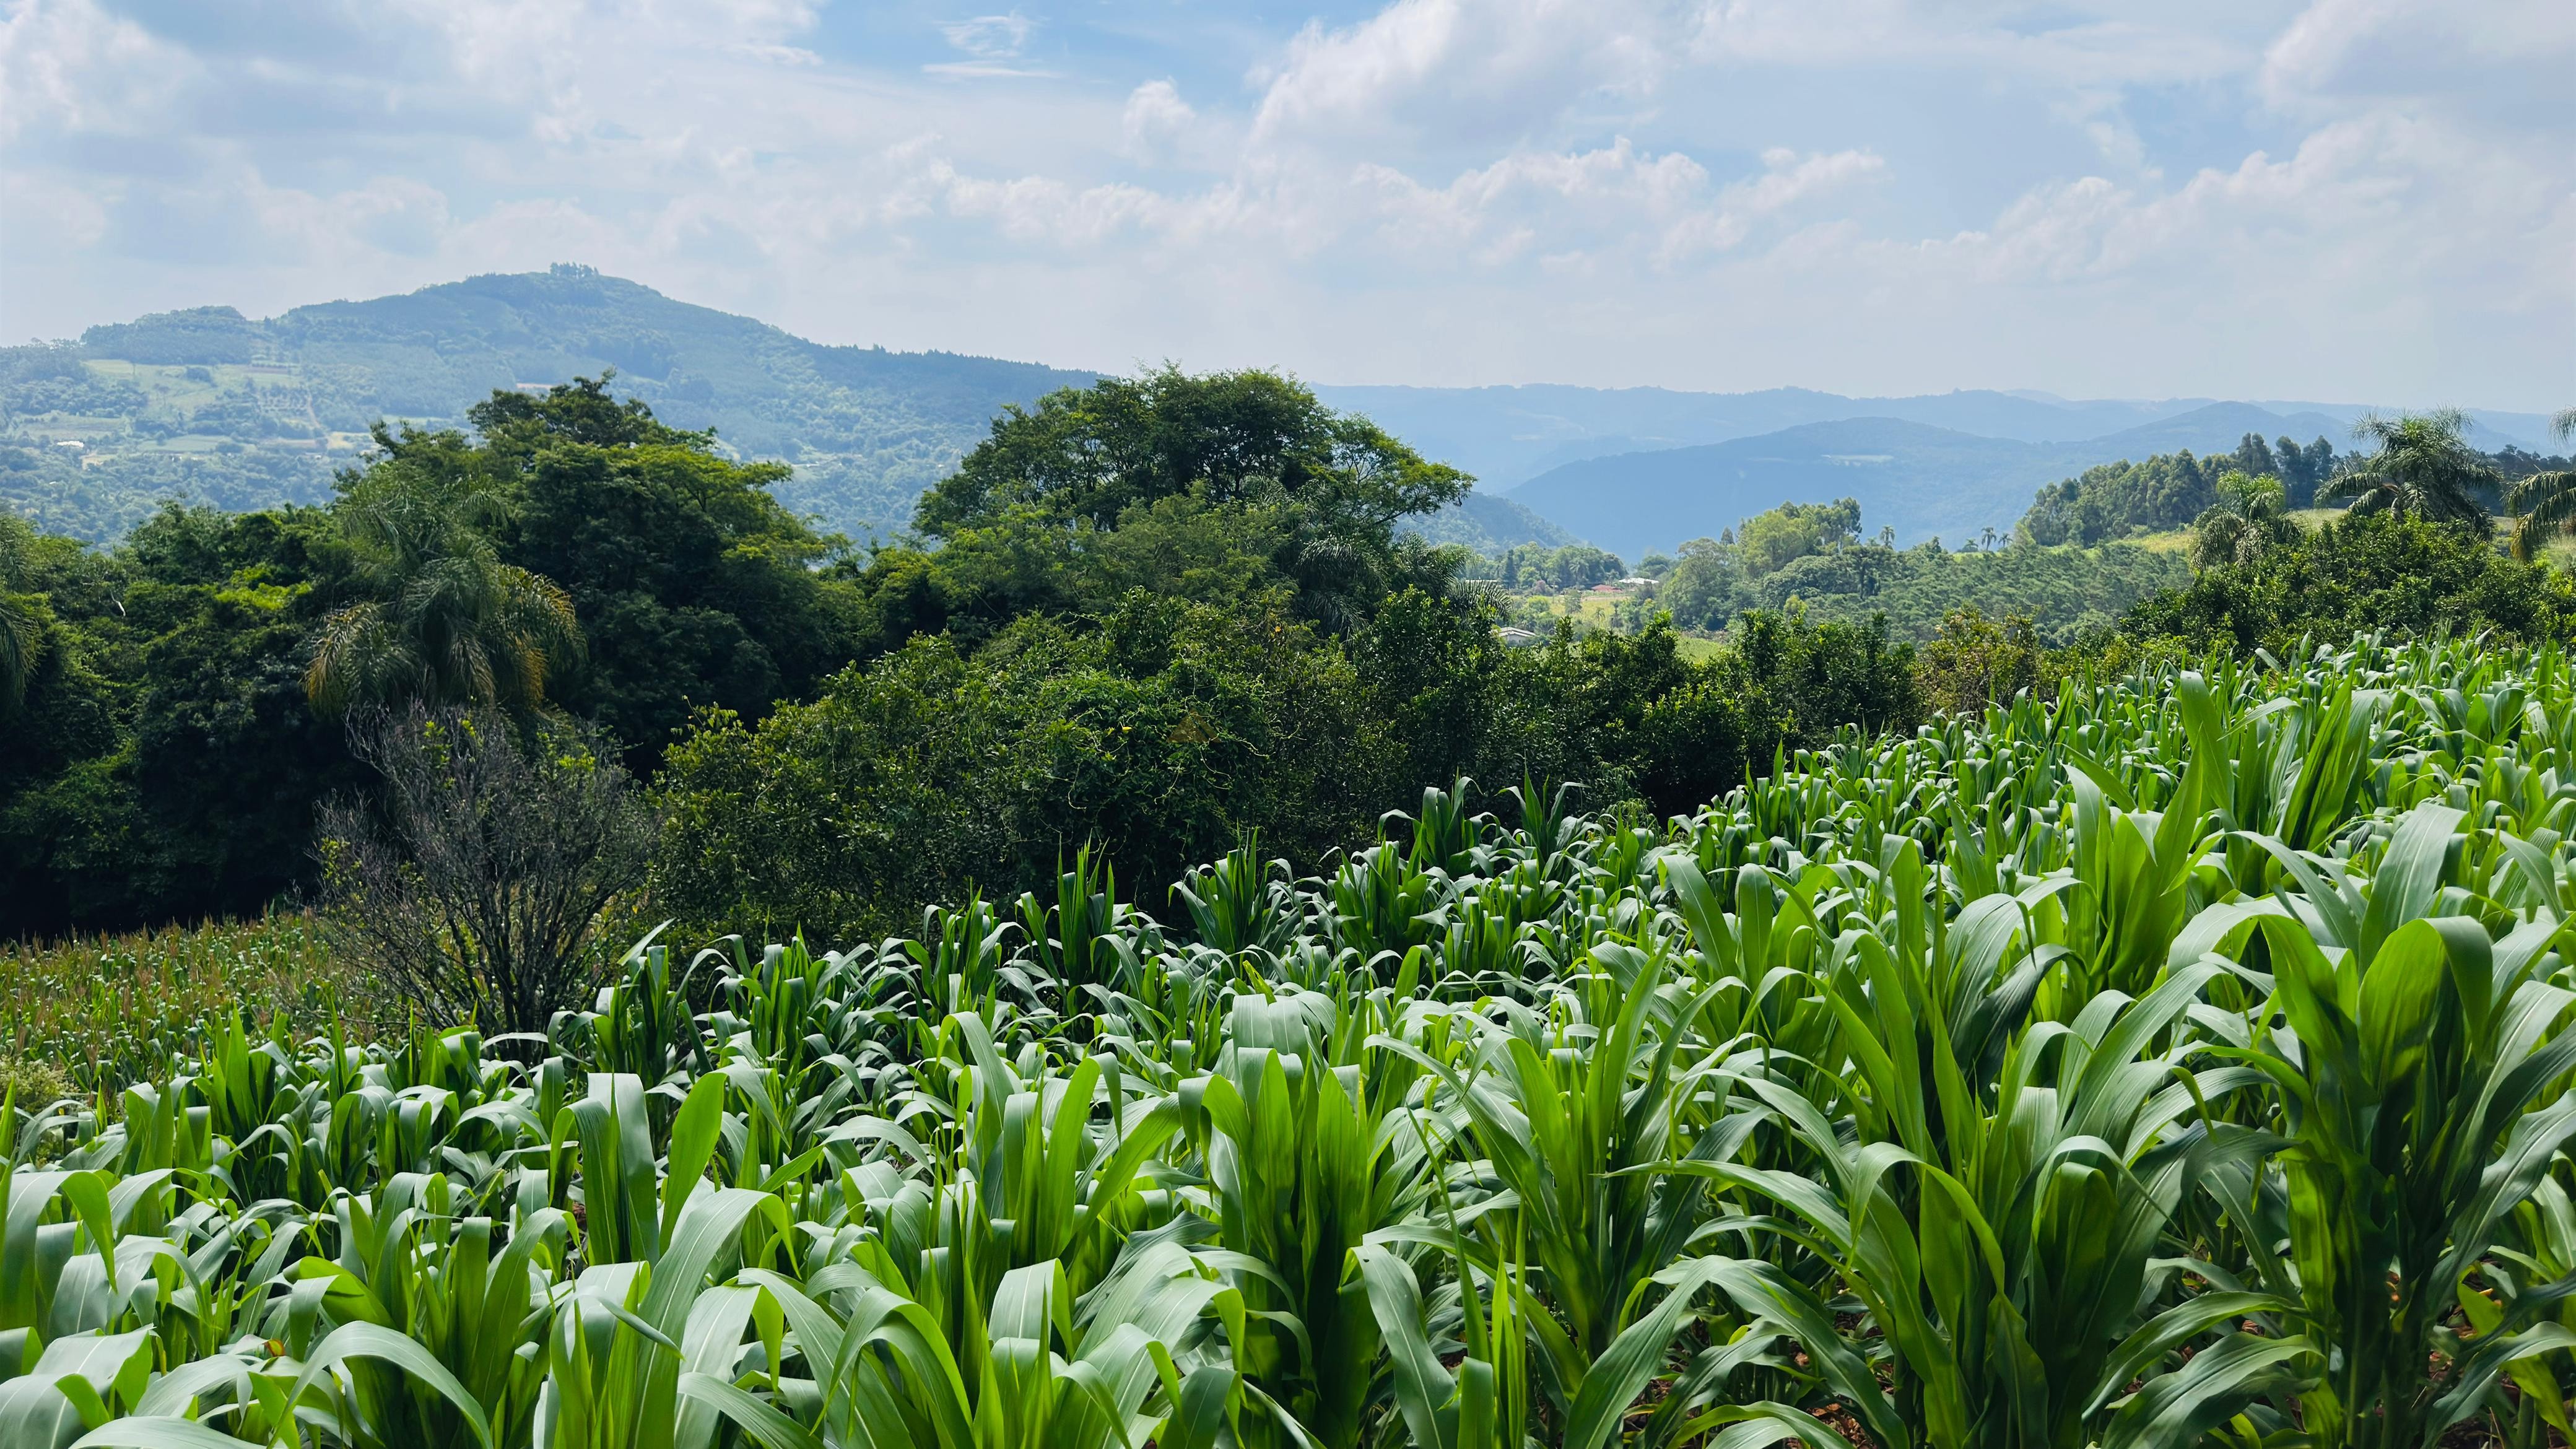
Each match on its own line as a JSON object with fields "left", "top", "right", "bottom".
{"left": 6, "top": 266, "right": 2549, "bottom": 550}
{"left": 1402, "top": 492, "right": 1585, "bottom": 552}
{"left": 1310, "top": 384, "right": 2217, "bottom": 490}
{"left": 1506, "top": 402, "right": 2356, "bottom": 560}
{"left": 2075, "top": 401, "right": 2347, "bottom": 456}
{"left": 2245, "top": 401, "right": 2559, "bottom": 451}
{"left": 2, "top": 264, "right": 1097, "bottom": 542}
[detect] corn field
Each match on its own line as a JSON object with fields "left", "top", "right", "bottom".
{"left": 9, "top": 633, "right": 2576, "bottom": 1448}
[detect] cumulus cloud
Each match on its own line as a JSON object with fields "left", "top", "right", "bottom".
{"left": 0, "top": 0, "right": 2566, "bottom": 407}
{"left": 1121, "top": 80, "right": 1196, "bottom": 162}
{"left": 1251, "top": 0, "right": 1677, "bottom": 149}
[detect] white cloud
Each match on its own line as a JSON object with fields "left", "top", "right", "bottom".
{"left": 0, "top": 0, "right": 192, "bottom": 143}
{"left": 941, "top": 11, "right": 1035, "bottom": 59}
{"left": 0, "top": 0, "right": 2567, "bottom": 407}
{"left": 1121, "top": 80, "right": 1195, "bottom": 161}
{"left": 1250, "top": 0, "right": 1677, "bottom": 147}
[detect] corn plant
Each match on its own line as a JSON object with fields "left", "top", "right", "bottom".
{"left": 25, "top": 632, "right": 2576, "bottom": 1449}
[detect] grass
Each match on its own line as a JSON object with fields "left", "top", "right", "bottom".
{"left": 1505, "top": 586, "right": 1636, "bottom": 630}
{"left": 0, "top": 912, "right": 381, "bottom": 1100}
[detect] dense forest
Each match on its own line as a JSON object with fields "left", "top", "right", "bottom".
{"left": 5, "top": 375, "right": 2574, "bottom": 944}
{"left": 2, "top": 372, "right": 1922, "bottom": 939}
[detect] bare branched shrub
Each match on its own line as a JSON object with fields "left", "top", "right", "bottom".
{"left": 318, "top": 705, "right": 657, "bottom": 1034}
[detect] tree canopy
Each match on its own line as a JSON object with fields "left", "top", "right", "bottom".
{"left": 2321, "top": 409, "right": 2499, "bottom": 527}
{"left": 846, "top": 368, "right": 1474, "bottom": 645}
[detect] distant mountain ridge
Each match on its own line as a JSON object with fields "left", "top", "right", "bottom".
{"left": 1505, "top": 403, "right": 2357, "bottom": 559}
{"left": 4, "top": 266, "right": 2552, "bottom": 553}
{"left": 1312, "top": 383, "right": 2554, "bottom": 492}
{"left": 0, "top": 267, "right": 1569, "bottom": 547}
{"left": 3, "top": 264, "right": 1099, "bottom": 541}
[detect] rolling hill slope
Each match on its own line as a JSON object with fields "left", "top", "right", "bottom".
{"left": 6, "top": 266, "right": 2548, "bottom": 553}
{"left": 1505, "top": 404, "right": 2351, "bottom": 559}
{"left": 3, "top": 265, "right": 1099, "bottom": 542}
{"left": 1315, "top": 385, "right": 2556, "bottom": 494}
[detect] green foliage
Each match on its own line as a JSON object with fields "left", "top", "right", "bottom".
{"left": 2185, "top": 469, "right": 2298, "bottom": 570}
{"left": 14, "top": 633, "right": 2576, "bottom": 1449}
{"left": 2504, "top": 411, "right": 2576, "bottom": 562}
{"left": 651, "top": 591, "right": 1386, "bottom": 945}
{"left": 1734, "top": 497, "right": 1860, "bottom": 579}
{"left": 306, "top": 439, "right": 583, "bottom": 718}
{"left": 1653, "top": 499, "right": 2185, "bottom": 645}
{"left": 651, "top": 581, "right": 1923, "bottom": 944}
{"left": 2120, "top": 510, "right": 2576, "bottom": 656}
{"left": 1458, "top": 544, "right": 1629, "bottom": 591}
{"left": 0, "top": 505, "right": 367, "bottom": 934}
{"left": 1912, "top": 606, "right": 2043, "bottom": 715}
{"left": 1, "top": 379, "right": 879, "bottom": 931}
{"left": 882, "top": 367, "right": 1471, "bottom": 640}
{"left": 2019, "top": 434, "right": 2338, "bottom": 547}
{"left": 2322, "top": 409, "right": 2501, "bottom": 527}
{"left": 467, "top": 380, "right": 867, "bottom": 768}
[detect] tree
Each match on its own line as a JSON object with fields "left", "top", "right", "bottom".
{"left": 1655, "top": 536, "right": 1742, "bottom": 630}
{"left": 901, "top": 367, "right": 1471, "bottom": 636}
{"left": 1914, "top": 605, "right": 2042, "bottom": 716}
{"left": 654, "top": 591, "right": 1390, "bottom": 942}
{"left": 2231, "top": 432, "right": 2278, "bottom": 481}
{"left": 1734, "top": 497, "right": 1860, "bottom": 578}
{"left": 468, "top": 378, "right": 866, "bottom": 770}
{"left": 2017, "top": 452, "right": 2222, "bottom": 546}
{"left": 2274, "top": 434, "right": 2336, "bottom": 507}
{"left": 920, "top": 366, "right": 1468, "bottom": 536}
{"left": 2320, "top": 409, "right": 2498, "bottom": 528}
{"left": 2504, "top": 407, "right": 2576, "bottom": 563}
{"left": 307, "top": 437, "right": 583, "bottom": 716}
{"left": 318, "top": 706, "right": 656, "bottom": 1033}
{"left": 2118, "top": 510, "right": 2575, "bottom": 658}
{"left": 2187, "top": 469, "right": 2298, "bottom": 570}
{"left": 0, "top": 513, "right": 37, "bottom": 711}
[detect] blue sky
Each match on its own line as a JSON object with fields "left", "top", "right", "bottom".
{"left": 4, "top": 0, "right": 2569, "bottom": 408}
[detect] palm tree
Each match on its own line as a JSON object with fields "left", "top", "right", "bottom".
{"left": 2504, "top": 407, "right": 2576, "bottom": 563}
{"left": 307, "top": 468, "right": 583, "bottom": 717}
{"left": 2318, "top": 408, "right": 2498, "bottom": 528}
{"left": 2187, "top": 468, "right": 2298, "bottom": 570}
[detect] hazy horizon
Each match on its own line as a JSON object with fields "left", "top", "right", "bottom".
{"left": 27, "top": 265, "right": 2562, "bottom": 428}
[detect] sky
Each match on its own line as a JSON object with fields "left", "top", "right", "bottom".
{"left": 2, "top": 0, "right": 2570, "bottom": 409}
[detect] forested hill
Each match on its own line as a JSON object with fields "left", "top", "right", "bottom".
{"left": 1, "top": 265, "right": 1580, "bottom": 551}
{"left": 10, "top": 264, "right": 2552, "bottom": 554}
{"left": 2, "top": 266, "right": 1097, "bottom": 542}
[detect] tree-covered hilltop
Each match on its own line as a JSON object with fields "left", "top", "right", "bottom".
{"left": 1, "top": 265, "right": 1097, "bottom": 542}
{"left": 2014, "top": 432, "right": 2341, "bottom": 545}
{"left": 7, "top": 266, "right": 1581, "bottom": 554}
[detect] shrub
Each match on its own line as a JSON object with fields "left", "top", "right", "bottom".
{"left": 318, "top": 706, "right": 657, "bottom": 1033}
